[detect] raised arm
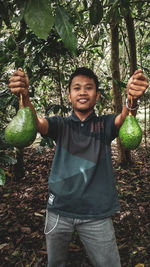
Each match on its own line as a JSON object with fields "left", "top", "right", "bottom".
{"left": 9, "top": 69, "right": 49, "bottom": 135}
{"left": 115, "top": 69, "right": 149, "bottom": 129}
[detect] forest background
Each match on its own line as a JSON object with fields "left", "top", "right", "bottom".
{"left": 0, "top": 0, "right": 150, "bottom": 266}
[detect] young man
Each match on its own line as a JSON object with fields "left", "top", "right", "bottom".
{"left": 9, "top": 67, "right": 148, "bottom": 267}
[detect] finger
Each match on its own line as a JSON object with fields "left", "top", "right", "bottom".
{"left": 128, "top": 90, "right": 143, "bottom": 100}
{"left": 129, "top": 88, "right": 144, "bottom": 96}
{"left": 133, "top": 69, "right": 142, "bottom": 75}
{"left": 133, "top": 72, "right": 148, "bottom": 82}
{"left": 10, "top": 87, "right": 28, "bottom": 96}
{"left": 131, "top": 79, "right": 148, "bottom": 90}
{"left": 9, "top": 81, "right": 26, "bottom": 89}
{"left": 9, "top": 75, "right": 26, "bottom": 84}
{"left": 12, "top": 69, "right": 26, "bottom": 78}
{"left": 128, "top": 86, "right": 147, "bottom": 97}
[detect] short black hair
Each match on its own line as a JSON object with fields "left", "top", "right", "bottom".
{"left": 68, "top": 67, "right": 99, "bottom": 92}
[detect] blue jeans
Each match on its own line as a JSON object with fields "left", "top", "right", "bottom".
{"left": 45, "top": 211, "right": 121, "bottom": 267}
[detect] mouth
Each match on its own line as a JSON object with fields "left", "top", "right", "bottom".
{"left": 77, "top": 98, "right": 89, "bottom": 104}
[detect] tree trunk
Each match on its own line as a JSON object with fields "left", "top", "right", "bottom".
{"left": 14, "top": 148, "right": 25, "bottom": 180}
{"left": 149, "top": 102, "right": 150, "bottom": 133}
{"left": 110, "top": 18, "right": 127, "bottom": 163}
{"left": 144, "top": 96, "right": 147, "bottom": 150}
{"left": 124, "top": 11, "right": 137, "bottom": 75}
{"left": 56, "top": 58, "right": 64, "bottom": 116}
{"left": 124, "top": 8, "right": 137, "bottom": 161}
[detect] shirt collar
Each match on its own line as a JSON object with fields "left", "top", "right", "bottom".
{"left": 69, "top": 110, "right": 97, "bottom": 122}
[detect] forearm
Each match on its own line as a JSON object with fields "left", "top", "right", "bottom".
{"left": 22, "top": 95, "right": 48, "bottom": 135}
{"left": 9, "top": 69, "right": 49, "bottom": 135}
{"left": 22, "top": 95, "right": 37, "bottom": 120}
{"left": 115, "top": 99, "right": 138, "bottom": 129}
{"left": 115, "top": 69, "right": 148, "bottom": 129}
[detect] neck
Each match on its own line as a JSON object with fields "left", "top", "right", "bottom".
{"left": 73, "top": 108, "right": 94, "bottom": 121}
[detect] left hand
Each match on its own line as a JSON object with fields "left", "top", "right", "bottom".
{"left": 127, "top": 69, "right": 148, "bottom": 102}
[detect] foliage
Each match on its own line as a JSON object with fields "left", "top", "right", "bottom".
{"left": 0, "top": 0, "right": 149, "bottom": 111}
{"left": 0, "top": 0, "right": 149, "bottom": 172}
{"left": 24, "top": 0, "right": 54, "bottom": 40}
{"left": 24, "top": 0, "right": 77, "bottom": 54}
{"left": 0, "top": 89, "right": 18, "bottom": 185}
{"left": 55, "top": 6, "right": 77, "bottom": 55}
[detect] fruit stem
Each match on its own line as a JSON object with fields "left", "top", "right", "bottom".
{"left": 19, "top": 93, "right": 23, "bottom": 108}
{"left": 129, "top": 96, "right": 133, "bottom": 116}
{"left": 18, "top": 68, "right": 24, "bottom": 109}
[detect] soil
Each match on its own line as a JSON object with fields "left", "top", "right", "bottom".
{"left": 0, "top": 142, "right": 150, "bottom": 267}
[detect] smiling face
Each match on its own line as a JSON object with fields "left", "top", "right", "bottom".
{"left": 68, "top": 75, "right": 100, "bottom": 120}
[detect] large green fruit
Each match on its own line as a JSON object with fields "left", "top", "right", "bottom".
{"left": 119, "top": 115, "right": 142, "bottom": 150}
{"left": 5, "top": 107, "right": 37, "bottom": 148}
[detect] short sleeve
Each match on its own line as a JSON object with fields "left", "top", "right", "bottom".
{"left": 104, "top": 114, "right": 119, "bottom": 142}
{"left": 41, "top": 116, "right": 63, "bottom": 141}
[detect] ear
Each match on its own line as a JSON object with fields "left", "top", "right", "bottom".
{"left": 96, "top": 91, "right": 100, "bottom": 101}
{"left": 67, "top": 92, "right": 71, "bottom": 103}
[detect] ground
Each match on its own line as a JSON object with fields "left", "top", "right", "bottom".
{"left": 0, "top": 142, "right": 150, "bottom": 267}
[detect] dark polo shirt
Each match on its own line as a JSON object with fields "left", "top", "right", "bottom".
{"left": 44, "top": 111, "right": 120, "bottom": 219}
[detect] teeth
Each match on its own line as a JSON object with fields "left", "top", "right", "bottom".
{"left": 78, "top": 99, "right": 88, "bottom": 103}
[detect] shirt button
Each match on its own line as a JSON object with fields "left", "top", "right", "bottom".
{"left": 81, "top": 123, "right": 84, "bottom": 127}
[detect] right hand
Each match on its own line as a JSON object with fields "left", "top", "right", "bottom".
{"left": 9, "top": 69, "right": 29, "bottom": 97}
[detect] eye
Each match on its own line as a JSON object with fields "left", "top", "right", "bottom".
{"left": 86, "top": 86, "right": 92, "bottom": 90}
{"left": 74, "top": 87, "right": 80, "bottom": 91}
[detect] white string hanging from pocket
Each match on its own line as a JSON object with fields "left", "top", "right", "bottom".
{"left": 44, "top": 210, "right": 59, "bottom": 235}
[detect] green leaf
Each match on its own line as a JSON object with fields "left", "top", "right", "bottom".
{"left": 24, "top": 0, "right": 54, "bottom": 40}
{"left": 0, "top": 168, "right": 6, "bottom": 186}
{"left": 55, "top": 6, "right": 77, "bottom": 55}
{"left": 7, "top": 36, "right": 16, "bottom": 51}
{"left": 89, "top": 0, "right": 103, "bottom": 25}
{"left": 0, "top": 153, "right": 17, "bottom": 165}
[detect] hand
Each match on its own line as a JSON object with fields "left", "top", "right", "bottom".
{"left": 127, "top": 69, "right": 148, "bottom": 102}
{"left": 9, "top": 69, "right": 29, "bottom": 97}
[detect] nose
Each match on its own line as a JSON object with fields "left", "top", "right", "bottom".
{"left": 79, "top": 87, "right": 88, "bottom": 95}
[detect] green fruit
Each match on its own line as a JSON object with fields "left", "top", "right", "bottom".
{"left": 5, "top": 107, "right": 37, "bottom": 148}
{"left": 119, "top": 115, "right": 142, "bottom": 150}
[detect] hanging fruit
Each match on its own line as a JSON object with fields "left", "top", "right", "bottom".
{"left": 5, "top": 69, "right": 37, "bottom": 148}
{"left": 119, "top": 98, "right": 142, "bottom": 150}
